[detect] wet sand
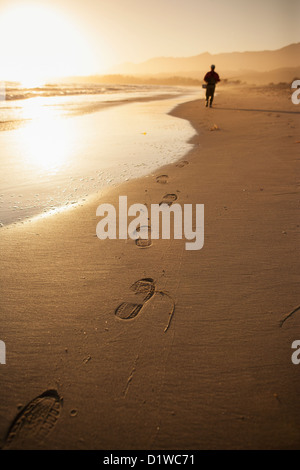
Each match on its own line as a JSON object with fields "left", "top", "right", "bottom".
{"left": 0, "top": 91, "right": 197, "bottom": 225}
{"left": 0, "top": 86, "right": 299, "bottom": 449}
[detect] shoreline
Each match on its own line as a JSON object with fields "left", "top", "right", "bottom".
{"left": 0, "top": 86, "right": 299, "bottom": 450}
{"left": 0, "top": 90, "right": 198, "bottom": 227}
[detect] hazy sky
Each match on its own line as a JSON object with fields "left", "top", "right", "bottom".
{"left": 0, "top": 0, "right": 299, "bottom": 80}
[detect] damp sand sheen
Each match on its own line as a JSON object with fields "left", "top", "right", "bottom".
{"left": 0, "top": 89, "right": 198, "bottom": 226}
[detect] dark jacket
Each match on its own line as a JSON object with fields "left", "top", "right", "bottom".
{"left": 204, "top": 71, "right": 220, "bottom": 86}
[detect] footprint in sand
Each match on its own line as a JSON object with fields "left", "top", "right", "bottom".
{"left": 135, "top": 225, "right": 152, "bottom": 248}
{"left": 135, "top": 195, "right": 178, "bottom": 247}
{"left": 159, "top": 193, "right": 178, "bottom": 206}
{"left": 115, "top": 278, "right": 155, "bottom": 320}
{"left": 115, "top": 278, "right": 175, "bottom": 333}
{"left": 176, "top": 160, "right": 189, "bottom": 168}
{"left": 135, "top": 194, "right": 178, "bottom": 247}
{"left": 156, "top": 175, "right": 168, "bottom": 184}
{"left": 3, "top": 389, "right": 62, "bottom": 449}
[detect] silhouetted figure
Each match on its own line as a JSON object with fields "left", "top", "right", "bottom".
{"left": 204, "top": 65, "right": 220, "bottom": 107}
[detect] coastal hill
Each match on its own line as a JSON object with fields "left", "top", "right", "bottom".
{"left": 60, "top": 43, "right": 300, "bottom": 85}
{"left": 109, "top": 43, "right": 300, "bottom": 76}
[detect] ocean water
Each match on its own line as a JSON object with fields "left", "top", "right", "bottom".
{"left": 0, "top": 84, "right": 199, "bottom": 226}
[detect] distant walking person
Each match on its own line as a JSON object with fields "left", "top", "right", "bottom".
{"left": 204, "top": 65, "right": 220, "bottom": 107}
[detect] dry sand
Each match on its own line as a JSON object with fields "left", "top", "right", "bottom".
{"left": 0, "top": 86, "right": 299, "bottom": 449}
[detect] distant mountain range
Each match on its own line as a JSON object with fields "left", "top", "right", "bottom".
{"left": 108, "top": 43, "right": 300, "bottom": 81}
{"left": 60, "top": 43, "right": 300, "bottom": 86}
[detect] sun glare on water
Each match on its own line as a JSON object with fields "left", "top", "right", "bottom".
{"left": 0, "top": 2, "right": 95, "bottom": 84}
{"left": 15, "top": 99, "right": 75, "bottom": 173}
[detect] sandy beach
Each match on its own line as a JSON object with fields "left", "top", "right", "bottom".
{"left": 0, "top": 86, "right": 299, "bottom": 449}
